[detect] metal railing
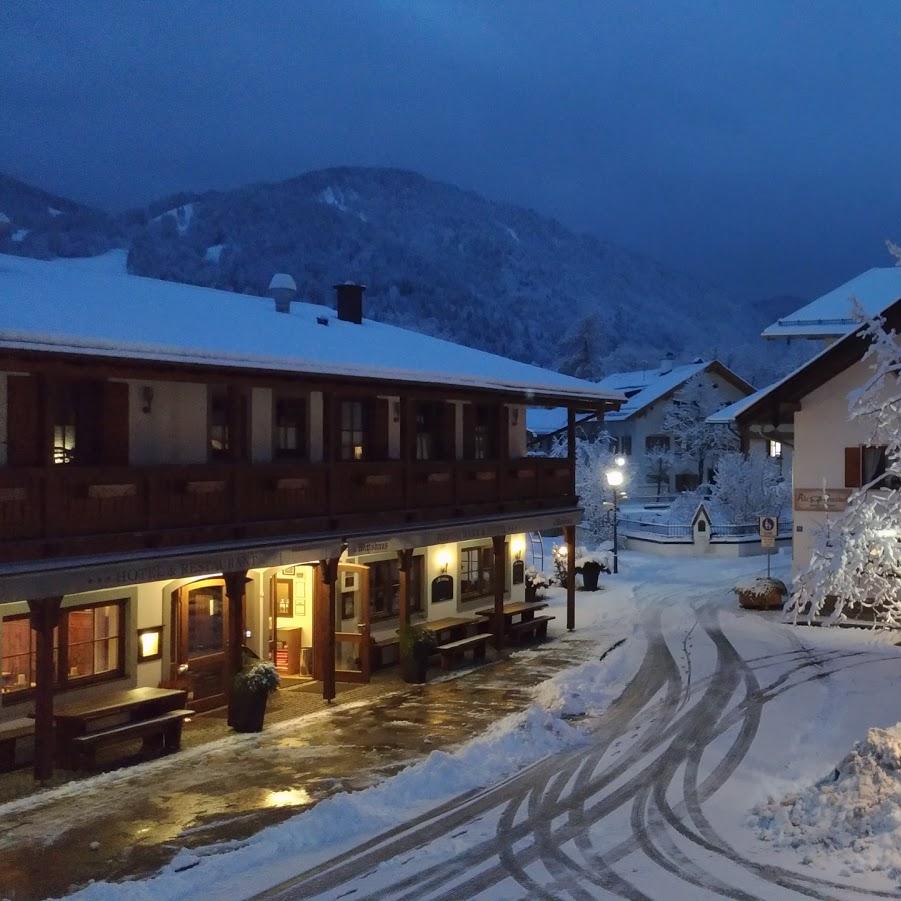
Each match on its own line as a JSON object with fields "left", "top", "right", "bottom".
{"left": 619, "top": 516, "right": 792, "bottom": 541}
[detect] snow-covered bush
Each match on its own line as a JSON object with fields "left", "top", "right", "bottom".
{"left": 237, "top": 661, "right": 280, "bottom": 694}
{"left": 708, "top": 452, "right": 790, "bottom": 523}
{"left": 525, "top": 566, "right": 552, "bottom": 598}
{"left": 792, "top": 308, "right": 901, "bottom": 625}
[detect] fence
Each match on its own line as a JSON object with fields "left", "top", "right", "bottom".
{"left": 619, "top": 516, "right": 792, "bottom": 542}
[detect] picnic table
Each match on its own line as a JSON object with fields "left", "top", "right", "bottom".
{"left": 419, "top": 616, "right": 491, "bottom": 670}
{"left": 53, "top": 687, "right": 193, "bottom": 770}
{"left": 475, "top": 601, "right": 555, "bottom": 644}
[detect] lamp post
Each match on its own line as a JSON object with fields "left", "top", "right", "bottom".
{"left": 606, "top": 461, "right": 625, "bottom": 574}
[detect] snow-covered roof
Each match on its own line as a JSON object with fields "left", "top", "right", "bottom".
{"left": 526, "top": 407, "right": 600, "bottom": 435}
{"left": 600, "top": 361, "right": 711, "bottom": 421}
{"left": 705, "top": 384, "right": 774, "bottom": 424}
{"left": 762, "top": 268, "right": 901, "bottom": 339}
{"left": 0, "top": 252, "right": 623, "bottom": 405}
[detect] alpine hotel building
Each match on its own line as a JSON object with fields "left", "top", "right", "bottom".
{"left": 0, "top": 253, "right": 622, "bottom": 779}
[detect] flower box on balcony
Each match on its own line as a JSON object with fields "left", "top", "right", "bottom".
{"left": 87, "top": 483, "right": 137, "bottom": 500}
{"left": 274, "top": 477, "right": 309, "bottom": 492}
{"left": 183, "top": 480, "right": 225, "bottom": 495}
{"left": 0, "top": 486, "right": 27, "bottom": 503}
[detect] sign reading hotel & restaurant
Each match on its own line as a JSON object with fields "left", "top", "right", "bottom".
{"left": 793, "top": 488, "right": 852, "bottom": 513}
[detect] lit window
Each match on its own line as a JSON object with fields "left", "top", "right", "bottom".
{"left": 340, "top": 401, "right": 368, "bottom": 461}
{"left": 768, "top": 441, "right": 782, "bottom": 458}
{"left": 275, "top": 396, "right": 306, "bottom": 459}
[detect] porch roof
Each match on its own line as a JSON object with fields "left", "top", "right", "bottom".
{"left": 0, "top": 251, "right": 623, "bottom": 409}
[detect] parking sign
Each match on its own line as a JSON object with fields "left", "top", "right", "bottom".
{"left": 759, "top": 515, "right": 777, "bottom": 548}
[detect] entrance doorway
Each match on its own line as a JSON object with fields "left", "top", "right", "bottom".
{"left": 172, "top": 578, "right": 229, "bottom": 711}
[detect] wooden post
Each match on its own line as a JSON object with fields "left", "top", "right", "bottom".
{"left": 223, "top": 570, "right": 249, "bottom": 725}
{"left": 397, "top": 547, "right": 413, "bottom": 632}
{"left": 564, "top": 524, "right": 576, "bottom": 631}
{"left": 319, "top": 558, "right": 339, "bottom": 702}
{"left": 28, "top": 596, "right": 62, "bottom": 782}
{"left": 492, "top": 535, "right": 506, "bottom": 651}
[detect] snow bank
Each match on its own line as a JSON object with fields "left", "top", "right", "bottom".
{"left": 750, "top": 723, "right": 901, "bottom": 877}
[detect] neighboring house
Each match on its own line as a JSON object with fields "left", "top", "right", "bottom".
{"left": 729, "top": 296, "right": 901, "bottom": 578}
{"left": 762, "top": 267, "right": 901, "bottom": 344}
{"left": 528, "top": 358, "right": 753, "bottom": 494}
{"left": 0, "top": 251, "right": 622, "bottom": 778}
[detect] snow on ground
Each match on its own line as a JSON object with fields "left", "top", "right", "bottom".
{"left": 751, "top": 724, "right": 901, "bottom": 879}
{"left": 57, "top": 549, "right": 901, "bottom": 899}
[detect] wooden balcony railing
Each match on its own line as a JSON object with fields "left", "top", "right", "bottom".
{"left": 0, "top": 456, "right": 575, "bottom": 564}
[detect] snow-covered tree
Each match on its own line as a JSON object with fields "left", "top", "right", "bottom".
{"left": 663, "top": 375, "right": 739, "bottom": 484}
{"left": 708, "top": 451, "right": 790, "bottom": 523}
{"left": 644, "top": 447, "right": 674, "bottom": 498}
{"left": 791, "top": 310, "right": 901, "bottom": 624}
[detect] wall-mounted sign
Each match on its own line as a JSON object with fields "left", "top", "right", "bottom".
{"left": 431, "top": 574, "right": 454, "bottom": 604}
{"left": 793, "top": 488, "right": 852, "bottom": 513}
{"left": 512, "top": 559, "right": 525, "bottom": 586}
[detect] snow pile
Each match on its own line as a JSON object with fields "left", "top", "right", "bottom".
{"left": 533, "top": 637, "right": 633, "bottom": 718}
{"left": 750, "top": 723, "right": 901, "bottom": 877}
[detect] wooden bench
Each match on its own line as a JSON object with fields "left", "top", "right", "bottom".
{"left": 69, "top": 709, "right": 194, "bottom": 771}
{"left": 436, "top": 633, "right": 490, "bottom": 671}
{"left": 0, "top": 717, "right": 35, "bottom": 772}
{"left": 508, "top": 614, "right": 555, "bottom": 643}
{"left": 371, "top": 636, "right": 400, "bottom": 669}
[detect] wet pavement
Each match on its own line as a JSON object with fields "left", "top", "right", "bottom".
{"left": 0, "top": 635, "right": 599, "bottom": 900}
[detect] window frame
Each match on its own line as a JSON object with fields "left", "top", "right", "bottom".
{"left": 460, "top": 545, "right": 495, "bottom": 601}
{"left": 339, "top": 399, "right": 370, "bottom": 462}
{"left": 208, "top": 385, "right": 232, "bottom": 461}
{"left": 645, "top": 435, "right": 671, "bottom": 453}
{"left": 1, "top": 598, "right": 127, "bottom": 705}
{"left": 273, "top": 394, "right": 308, "bottom": 461}
{"left": 366, "top": 555, "right": 424, "bottom": 621}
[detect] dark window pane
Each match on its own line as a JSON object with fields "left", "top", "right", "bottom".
{"left": 187, "top": 587, "right": 225, "bottom": 658}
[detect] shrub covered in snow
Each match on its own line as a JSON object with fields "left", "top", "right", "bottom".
{"left": 750, "top": 723, "right": 901, "bottom": 877}
{"left": 237, "top": 661, "right": 280, "bottom": 695}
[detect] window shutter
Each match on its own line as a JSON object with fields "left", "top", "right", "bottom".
{"left": 442, "top": 402, "right": 456, "bottom": 460}
{"left": 462, "top": 404, "right": 475, "bottom": 460}
{"left": 101, "top": 381, "right": 130, "bottom": 465}
{"left": 6, "top": 375, "right": 42, "bottom": 466}
{"left": 371, "top": 398, "right": 389, "bottom": 461}
{"left": 844, "top": 446, "right": 862, "bottom": 488}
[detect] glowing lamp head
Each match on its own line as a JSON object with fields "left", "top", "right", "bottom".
{"left": 511, "top": 536, "right": 525, "bottom": 559}
{"left": 614, "top": 456, "right": 626, "bottom": 467}
{"left": 606, "top": 469, "right": 624, "bottom": 487}
{"left": 436, "top": 549, "right": 451, "bottom": 573}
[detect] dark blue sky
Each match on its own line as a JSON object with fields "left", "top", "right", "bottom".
{"left": 1, "top": 1, "right": 900, "bottom": 300}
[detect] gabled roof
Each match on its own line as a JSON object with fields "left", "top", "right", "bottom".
{"left": 0, "top": 252, "right": 624, "bottom": 407}
{"left": 705, "top": 384, "right": 775, "bottom": 425}
{"left": 762, "top": 267, "right": 901, "bottom": 340}
{"left": 727, "top": 298, "right": 901, "bottom": 428}
{"left": 600, "top": 360, "right": 752, "bottom": 422}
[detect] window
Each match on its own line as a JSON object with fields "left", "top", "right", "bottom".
{"left": 768, "top": 440, "right": 782, "bottom": 459}
{"left": 340, "top": 400, "right": 368, "bottom": 461}
{"left": 367, "top": 556, "right": 424, "bottom": 619}
{"left": 186, "top": 584, "right": 224, "bottom": 659}
{"left": 646, "top": 435, "right": 671, "bottom": 452}
{"left": 274, "top": 396, "right": 306, "bottom": 460}
{"left": 862, "top": 445, "right": 901, "bottom": 489}
{"left": 51, "top": 381, "right": 103, "bottom": 464}
{"left": 415, "top": 402, "right": 448, "bottom": 461}
{"left": 1, "top": 600, "right": 125, "bottom": 700}
{"left": 460, "top": 546, "right": 495, "bottom": 600}
{"left": 209, "top": 386, "right": 231, "bottom": 459}
{"left": 614, "top": 436, "right": 632, "bottom": 456}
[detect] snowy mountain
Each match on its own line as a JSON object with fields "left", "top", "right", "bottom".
{"left": 0, "top": 167, "right": 809, "bottom": 382}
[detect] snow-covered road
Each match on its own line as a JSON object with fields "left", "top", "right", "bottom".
{"left": 256, "top": 560, "right": 901, "bottom": 901}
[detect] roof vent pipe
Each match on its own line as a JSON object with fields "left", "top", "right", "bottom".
{"left": 269, "top": 273, "right": 297, "bottom": 313}
{"left": 659, "top": 352, "right": 674, "bottom": 375}
{"left": 335, "top": 282, "right": 366, "bottom": 324}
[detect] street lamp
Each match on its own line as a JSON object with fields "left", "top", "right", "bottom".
{"left": 605, "top": 467, "right": 624, "bottom": 574}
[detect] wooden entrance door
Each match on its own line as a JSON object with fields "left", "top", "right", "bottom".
{"left": 334, "top": 563, "right": 371, "bottom": 683}
{"left": 173, "top": 578, "right": 229, "bottom": 711}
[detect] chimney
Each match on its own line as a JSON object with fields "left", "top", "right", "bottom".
{"left": 335, "top": 282, "right": 366, "bottom": 324}
{"left": 268, "top": 273, "right": 297, "bottom": 313}
{"left": 659, "top": 352, "right": 674, "bottom": 375}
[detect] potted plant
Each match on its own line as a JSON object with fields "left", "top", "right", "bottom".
{"left": 399, "top": 624, "right": 436, "bottom": 684}
{"left": 575, "top": 550, "right": 612, "bottom": 591}
{"left": 525, "top": 567, "right": 552, "bottom": 603}
{"left": 231, "top": 661, "right": 280, "bottom": 732}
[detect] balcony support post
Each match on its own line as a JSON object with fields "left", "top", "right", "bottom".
{"left": 317, "top": 557, "right": 339, "bottom": 702}
{"left": 28, "top": 595, "right": 63, "bottom": 782}
{"left": 224, "top": 570, "right": 250, "bottom": 725}
{"left": 492, "top": 534, "right": 506, "bottom": 651}
{"left": 567, "top": 408, "right": 577, "bottom": 500}
{"left": 564, "top": 524, "right": 576, "bottom": 632}
{"left": 397, "top": 548, "right": 414, "bottom": 662}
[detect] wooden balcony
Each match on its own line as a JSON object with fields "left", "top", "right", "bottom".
{"left": 0, "top": 457, "right": 575, "bottom": 564}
